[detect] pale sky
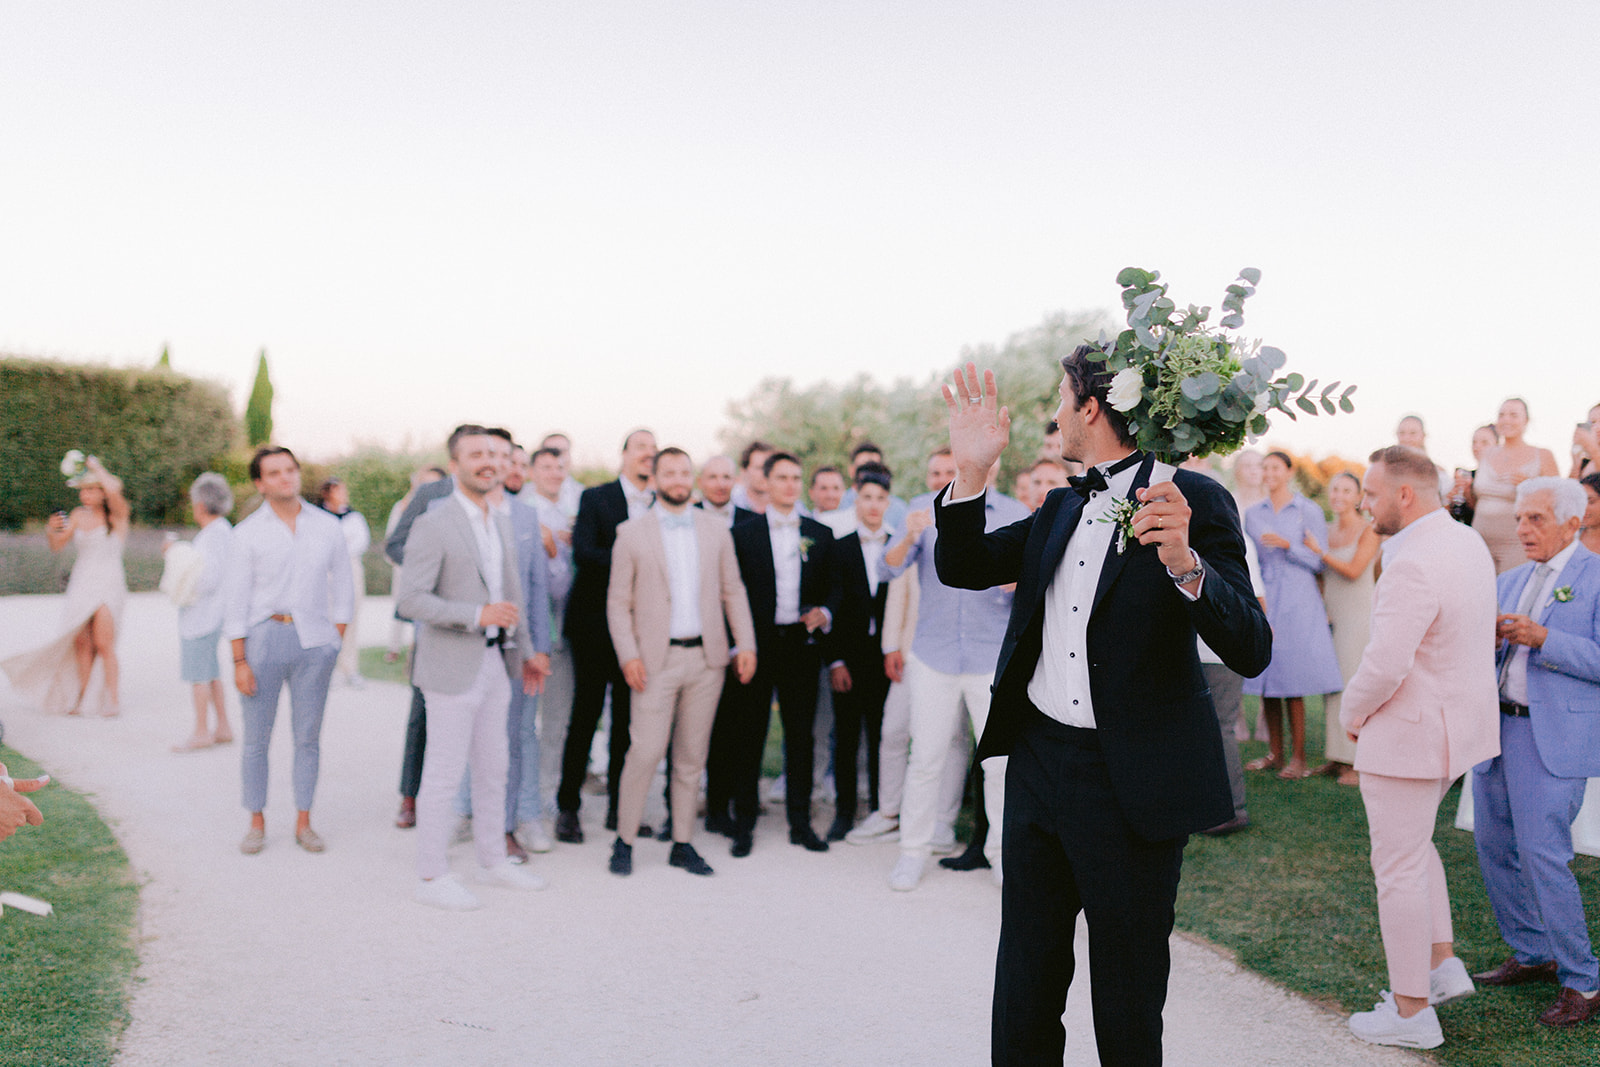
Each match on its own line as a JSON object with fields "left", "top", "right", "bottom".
{"left": 3, "top": 2, "right": 1595, "bottom": 473}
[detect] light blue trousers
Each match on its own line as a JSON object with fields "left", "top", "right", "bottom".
{"left": 240, "top": 620, "right": 338, "bottom": 813}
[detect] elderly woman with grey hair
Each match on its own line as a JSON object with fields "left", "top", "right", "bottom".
{"left": 169, "top": 472, "right": 237, "bottom": 752}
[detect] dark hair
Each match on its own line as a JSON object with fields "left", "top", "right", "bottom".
{"left": 1330, "top": 470, "right": 1362, "bottom": 493}
{"left": 1367, "top": 444, "right": 1437, "bottom": 486}
{"left": 850, "top": 441, "right": 882, "bottom": 461}
{"left": 426, "top": 466, "right": 449, "bottom": 480}
{"left": 1474, "top": 424, "right": 1499, "bottom": 443}
{"left": 762, "top": 451, "right": 802, "bottom": 478}
{"left": 249, "top": 445, "right": 298, "bottom": 482}
{"left": 446, "top": 424, "right": 492, "bottom": 459}
{"left": 485, "top": 427, "right": 514, "bottom": 445}
{"left": 927, "top": 446, "right": 953, "bottom": 462}
{"left": 540, "top": 432, "right": 570, "bottom": 450}
{"left": 621, "top": 428, "right": 654, "bottom": 452}
{"left": 1059, "top": 344, "right": 1135, "bottom": 447}
{"left": 854, "top": 461, "right": 892, "bottom": 493}
{"left": 1030, "top": 457, "right": 1069, "bottom": 476}
{"left": 809, "top": 464, "right": 842, "bottom": 487}
{"left": 316, "top": 478, "right": 344, "bottom": 508}
{"left": 1265, "top": 450, "right": 1294, "bottom": 470}
{"left": 1581, "top": 472, "right": 1600, "bottom": 500}
{"left": 653, "top": 446, "right": 691, "bottom": 470}
{"left": 1397, "top": 414, "right": 1425, "bottom": 430}
{"left": 530, "top": 447, "right": 562, "bottom": 464}
{"left": 740, "top": 440, "right": 775, "bottom": 470}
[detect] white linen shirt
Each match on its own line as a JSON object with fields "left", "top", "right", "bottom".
{"left": 463, "top": 491, "right": 507, "bottom": 637}
{"left": 659, "top": 513, "right": 703, "bottom": 640}
{"left": 767, "top": 506, "right": 803, "bottom": 625}
{"left": 224, "top": 500, "right": 353, "bottom": 649}
{"left": 1503, "top": 537, "right": 1580, "bottom": 704}
{"left": 178, "top": 518, "right": 234, "bottom": 639}
{"left": 621, "top": 478, "right": 655, "bottom": 520}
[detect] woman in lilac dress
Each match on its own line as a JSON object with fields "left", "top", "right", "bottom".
{"left": 1242, "top": 452, "right": 1344, "bottom": 779}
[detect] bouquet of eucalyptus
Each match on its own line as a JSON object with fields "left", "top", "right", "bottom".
{"left": 60, "top": 450, "right": 87, "bottom": 481}
{"left": 1091, "top": 267, "right": 1355, "bottom": 463}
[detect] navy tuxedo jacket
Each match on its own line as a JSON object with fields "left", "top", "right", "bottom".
{"left": 826, "top": 531, "right": 890, "bottom": 668}
{"left": 731, "top": 514, "right": 843, "bottom": 652}
{"left": 934, "top": 454, "right": 1271, "bottom": 840}
{"left": 564, "top": 480, "right": 630, "bottom": 639}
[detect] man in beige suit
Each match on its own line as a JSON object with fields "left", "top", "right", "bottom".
{"left": 1340, "top": 445, "right": 1501, "bottom": 1049}
{"left": 606, "top": 447, "right": 757, "bottom": 877}
{"left": 399, "top": 426, "right": 549, "bottom": 910}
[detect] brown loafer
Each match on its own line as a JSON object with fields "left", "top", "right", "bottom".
{"left": 295, "top": 828, "right": 326, "bottom": 853}
{"left": 1539, "top": 987, "right": 1600, "bottom": 1028}
{"left": 240, "top": 827, "right": 265, "bottom": 855}
{"left": 1472, "top": 957, "right": 1559, "bottom": 986}
{"left": 395, "top": 797, "right": 417, "bottom": 829}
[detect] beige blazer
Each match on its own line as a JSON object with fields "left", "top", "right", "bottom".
{"left": 397, "top": 501, "right": 533, "bottom": 695}
{"left": 880, "top": 563, "right": 921, "bottom": 656}
{"left": 606, "top": 510, "right": 756, "bottom": 678}
{"left": 1339, "top": 510, "right": 1500, "bottom": 780}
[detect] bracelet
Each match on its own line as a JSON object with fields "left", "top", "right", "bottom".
{"left": 233, "top": 657, "right": 247, "bottom": 664}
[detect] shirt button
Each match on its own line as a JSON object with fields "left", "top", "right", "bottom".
{"left": 1078, "top": 560, "right": 1085, "bottom": 566}
{"left": 1072, "top": 699, "right": 1079, "bottom": 705}
{"left": 1069, "top": 652, "right": 1075, "bottom": 658}
{"left": 1072, "top": 606, "right": 1078, "bottom": 612}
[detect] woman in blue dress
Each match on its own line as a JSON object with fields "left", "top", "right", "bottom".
{"left": 1242, "top": 452, "right": 1345, "bottom": 779}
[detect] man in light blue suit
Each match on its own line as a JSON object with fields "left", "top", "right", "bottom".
{"left": 1473, "top": 476, "right": 1600, "bottom": 1029}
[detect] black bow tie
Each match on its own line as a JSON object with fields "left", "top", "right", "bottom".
{"left": 1067, "top": 453, "right": 1144, "bottom": 499}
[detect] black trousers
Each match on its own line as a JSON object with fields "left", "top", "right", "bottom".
{"left": 398, "top": 685, "right": 427, "bottom": 798}
{"left": 831, "top": 654, "right": 889, "bottom": 821}
{"left": 993, "top": 707, "right": 1185, "bottom": 1067}
{"left": 703, "top": 665, "right": 744, "bottom": 827}
{"left": 555, "top": 629, "right": 631, "bottom": 816}
{"left": 719, "top": 625, "right": 821, "bottom": 833}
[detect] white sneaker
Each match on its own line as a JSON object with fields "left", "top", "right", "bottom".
{"left": 474, "top": 860, "right": 548, "bottom": 891}
{"left": 416, "top": 873, "right": 481, "bottom": 911}
{"left": 846, "top": 811, "right": 899, "bottom": 845}
{"left": 452, "top": 816, "right": 474, "bottom": 845}
{"left": 767, "top": 774, "right": 787, "bottom": 803}
{"left": 930, "top": 828, "right": 958, "bottom": 855}
{"left": 517, "top": 820, "right": 554, "bottom": 854}
{"left": 888, "top": 853, "right": 926, "bottom": 892}
{"left": 1348, "top": 992, "right": 1444, "bottom": 1049}
{"left": 990, "top": 856, "right": 1003, "bottom": 888}
{"left": 1429, "top": 957, "right": 1474, "bottom": 1006}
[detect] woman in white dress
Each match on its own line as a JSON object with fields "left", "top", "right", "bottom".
{"left": 317, "top": 478, "right": 371, "bottom": 688}
{"left": 1307, "top": 472, "right": 1379, "bottom": 786}
{"left": 1, "top": 456, "right": 130, "bottom": 715}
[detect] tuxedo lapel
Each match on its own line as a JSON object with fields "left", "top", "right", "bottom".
{"left": 1036, "top": 491, "right": 1082, "bottom": 618}
{"left": 1091, "top": 452, "right": 1156, "bottom": 618}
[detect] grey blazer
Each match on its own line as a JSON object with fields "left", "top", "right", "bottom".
{"left": 397, "top": 499, "right": 534, "bottom": 695}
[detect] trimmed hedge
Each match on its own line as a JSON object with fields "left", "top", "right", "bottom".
{"left": 0, "top": 356, "right": 239, "bottom": 529}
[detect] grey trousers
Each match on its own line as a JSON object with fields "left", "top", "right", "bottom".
{"left": 1202, "top": 661, "right": 1247, "bottom": 818}
{"left": 240, "top": 620, "right": 339, "bottom": 813}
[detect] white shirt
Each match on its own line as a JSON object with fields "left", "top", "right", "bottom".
{"left": 179, "top": 518, "right": 234, "bottom": 639}
{"left": 459, "top": 490, "right": 507, "bottom": 637}
{"left": 768, "top": 506, "right": 803, "bottom": 625}
{"left": 224, "top": 499, "right": 353, "bottom": 649}
{"left": 699, "top": 500, "right": 737, "bottom": 528}
{"left": 858, "top": 523, "right": 892, "bottom": 636}
{"left": 1503, "top": 538, "right": 1579, "bottom": 704}
{"left": 557, "top": 475, "right": 583, "bottom": 520}
{"left": 336, "top": 509, "right": 371, "bottom": 560}
{"left": 658, "top": 512, "right": 702, "bottom": 640}
{"left": 817, "top": 506, "right": 857, "bottom": 538}
{"left": 621, "top": 477, "right": 655, "bottom": 520}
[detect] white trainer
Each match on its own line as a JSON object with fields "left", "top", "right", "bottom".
{"left": 1428, "top": 957, "right": 1474, "bottom": 1006}
{"left": 888, "top": 853, "right": 926, "bottom": 892}
{"left": 517, "top": 820, "right": 554, "bottom": 854}
{"left": 451, "top": 816, "right": 474, "bottom": 845}
{"left": 416, "top": 873, "right": 481, "bottom": 911}
{"left": 846, "top": 811, "right": 899, "bottom": 845}
{"left": 930, "top": 828, "right": 958, "bottom": 855}
{"left": 1348, "top": 992, "right": 1444, "bottom": 1049}
{"left": 475, "top": 860, "right": 548, "bottom": 891}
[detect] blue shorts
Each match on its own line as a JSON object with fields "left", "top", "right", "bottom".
{"left": 180, "top": 630, "right": 222, "bottom": 683}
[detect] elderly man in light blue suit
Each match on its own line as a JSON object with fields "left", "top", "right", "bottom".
{"left": 1473, "top": 476, "right": 1600, "bottom": 1029}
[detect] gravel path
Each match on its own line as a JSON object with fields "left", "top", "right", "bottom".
{"left": 0, "top": 593, "right": 1425, "bottom": 1066}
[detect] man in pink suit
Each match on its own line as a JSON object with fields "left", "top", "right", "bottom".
{"left": 1340, "top": 445, "right": 1501, "bottom": 1049}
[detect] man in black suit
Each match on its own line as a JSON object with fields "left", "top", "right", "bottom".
{"left": 711, "top": 451, "right": 842, "bottom": 856}
{"left": 934, "top": 351, "right": 1271, "bottom": 1066}
{"left": 822, "top": 462, "right": 896, "bottom": 842}
{"left": 553, "top": 428, "right": 656, "bottom": 843}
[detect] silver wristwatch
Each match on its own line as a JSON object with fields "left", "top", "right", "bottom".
{"left": 1167, "top": 555, "right": 1205, "bottom": 586}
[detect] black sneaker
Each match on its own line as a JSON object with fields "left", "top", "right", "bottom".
{"left": 608, "top": 838, "right": 632, "bottom": 876}
{"left": 668, "top": 842, "right": 714, "bottom": 876}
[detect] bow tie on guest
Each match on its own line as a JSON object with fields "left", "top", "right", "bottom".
{"left": 859, "top": 528, "right": 890, "bottom": 545}
{"left": 1067, "top": 452, "right": 1144, "bottom": 499}
{"left": 659, "top": 510, "right": 694, "bottom": 531}
{"left": 769, "top": 513, "right": 801, "bottom": 530}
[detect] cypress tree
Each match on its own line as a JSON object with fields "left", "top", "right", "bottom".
{"left": 245, "top": 349, "right": 274, "bottom": 446}
{"left": 156, "top": 345, "right": 171, "bottom": 369}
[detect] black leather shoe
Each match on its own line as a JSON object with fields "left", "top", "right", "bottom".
{"left": 705, "top": 811, "right": 736, "bottom": 837}
{"left": 939, "top": 846, "right": 991, "bottom": 871}
{"left": 657, "top": 820, "right": 673, "bottom": 841}
{"left": 730, "top": 832, "right": 753, "bottom": 858}
{"left": 825, "top": 816, "right": 853, "bottom": 842}
{"left": 669, "top": 842, "right": 715, "bottom": 876}
{"left": 554, "top": 811, "right": 584, "bottom": 844}
{"left": 609, "top": 838, "right": 632, "bottom": 876}
{"left": 789, "top": 826, "right": 830, "bottom": 852}
{"left": 636, "top": 823, "right": 653, "bottom": 839}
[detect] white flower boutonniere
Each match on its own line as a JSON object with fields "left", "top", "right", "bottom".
{"left": 798, "top": 536, "right": 814, "bottom": 563}
{"left": 1099, "top": 498, "right": 1139, "bottom": 554}
{"left": 1554, "top": 586, "right": 1575, "bottom": 603}
{"left": 60, "top": 449, "right": 86, "bottom": 480}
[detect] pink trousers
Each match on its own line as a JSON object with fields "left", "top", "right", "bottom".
{"left": 1359, "top": 772, "right": 1456, "bottom": 997}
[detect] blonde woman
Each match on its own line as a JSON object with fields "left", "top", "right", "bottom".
{"left": 1307, "top": 472, "right": 1379, "bottom": 785}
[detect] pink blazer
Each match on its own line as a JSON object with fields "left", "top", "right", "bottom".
{"left": 606, "top": 510, "right": 756, "bottom": 679}
{"left": 1339, "top": 510, "right": 1500, "bottom": 780}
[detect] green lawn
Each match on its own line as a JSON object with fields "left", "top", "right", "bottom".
{"left": 0, "top": 747, "right": 138, "bottom": 1067}
{"left": 1181, "top": 695, "right": 1600, "bottom": 1066}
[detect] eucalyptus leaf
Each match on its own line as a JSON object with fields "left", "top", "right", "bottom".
{"left": 1117, "top": 267, "right": 1149, "bottom": 287}
{"left": 1303, "top": 379, "right": 1318, "bottom": 396}
{"left": 1251, "top": 414, "right": 1269, "bottom": 434}
{"left": 1238, "top": 267, "right": 1261, "bottom": 285}
{"left": 1134, "top": 324, "right": 1157, "bottom": 349}
{"left": 1284, "top": 372, "right": 1304, "bottom": 392}
{"left": 1322, "top": 380, "right": 1341, "bottom": 397}
{"left": 1194, "top": 393, "right": 1218, "bottom": 412}
{"left": 1342, "top": 384, "right": 1358, "bottom": 397}
{"left": 1321, "top": 397, "right": 1337, "bottom": 415}
{"left": 1259, "top": 347, "right": 1286, "bottom": 371}
{"left": 1340, "top": 396, "right": 1355, "bottom": 413}
{"left": 1296, "top": 396, "right": 1318, "bottom": 415}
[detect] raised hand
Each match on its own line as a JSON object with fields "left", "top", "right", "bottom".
{"left": 942, "top": 362, "right": 1010, "bottom": 497}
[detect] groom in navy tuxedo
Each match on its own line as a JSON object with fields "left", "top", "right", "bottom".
{"left": 933, "top": 349, "right": 1271, "bottom": 1065}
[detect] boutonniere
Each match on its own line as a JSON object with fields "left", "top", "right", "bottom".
{"left": 798, "top": 536, "right": 814, "bottom": 563}
{"left": 1554, "top": 586, "right": 1575, "bottom": 603}
{"left": 1098, "top": 498, "right": 1138, "bottom": 554}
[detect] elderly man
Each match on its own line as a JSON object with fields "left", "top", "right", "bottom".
{"left": 1340, "top": 445, "right": 1500, "bottom": 1049}
{"left": 1471, "top": 476, "right": 1600, "bottom": 1028}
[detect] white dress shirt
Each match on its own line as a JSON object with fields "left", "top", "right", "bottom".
{"left": 179, "top": 517, "right": 234, "bottom": 639}
{"left": 459, "top": 490, "right": 506, "bottom": 637}
{"left": 1503, "top": 537, "right": 1579, "bottom": 704}
{"left": 659, "top": 512, "right": 703, "bottom": 640}
{"left": 699, "top": 499, "right": 737, "bottom": 527}
{"left": 768, "top": 506, "right": 803, "bottom": 625}
{"left": 224, "top": 499, "right": 354, "bottom": 649}
{"left": 621, "top": 477, "right": 655, "bottom": 520}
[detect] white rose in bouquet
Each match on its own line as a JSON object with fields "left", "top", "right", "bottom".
{"left": 60, "top": 450, "right": 86, "bottom": 478}
{"left": 1107, "top": 368, "right": 1144, "bottom": 412}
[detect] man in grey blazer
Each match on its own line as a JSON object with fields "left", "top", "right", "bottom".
{"left": 399, "top": 426, "right": 549, "bottom": 910}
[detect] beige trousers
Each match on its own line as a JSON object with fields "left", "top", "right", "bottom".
{"left": 616, "top": 644, "right": 725, "bottom": 844}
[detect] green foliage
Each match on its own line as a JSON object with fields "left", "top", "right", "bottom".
{"left": 244, "top": 350, "right": 273, "bottom": 447}
{"left": 0, "top": 747, "right": 139, "bottom": 1067}
{"left": 0, "top": 356, "right": 239, "bottom": 529}
{"left": 154, "top": 346, "right": 170, "bottom": 370}
{"left": 719, "top": 310, "right": 1108, "bottom": 495}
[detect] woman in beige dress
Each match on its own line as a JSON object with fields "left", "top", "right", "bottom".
{"left": 1307, "top": 472, "right": 1379, "bottom": 786}
{"left": 1469, "top": 398, "right": 1559, "bottom": 573}
{"left": 1, "top": 457, "right": 130, "bottom": 715}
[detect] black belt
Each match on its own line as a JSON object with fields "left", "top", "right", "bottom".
{"left": 668, "top": 636, "right": 703, "bottom": 648}
{"left": 1500, "top": 700, "right": 1530, "bottom": 718}
{"left": 486, "top": 632, "right": 506, "bottom": 648}
{"left": 775, "top": 623, "right": 808, "bottom": 636}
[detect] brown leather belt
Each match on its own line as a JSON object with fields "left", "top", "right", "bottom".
{"left": 270, "top": 614, "right": 295, "bottom": 624}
